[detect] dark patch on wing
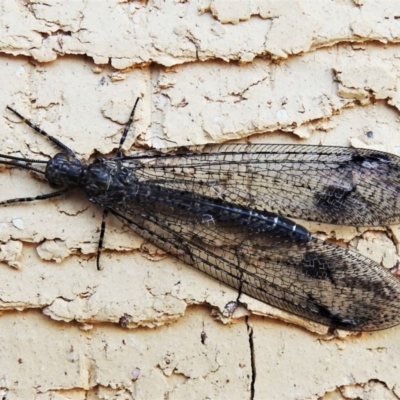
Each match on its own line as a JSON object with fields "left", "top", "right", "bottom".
{"left": 352, "top": 152, "right": 391, "bottom": 165}
{"left": 300, "top": 251, "right": 335, "bottom": 282}
{"left": 304, "top": 292, "right": 361, "bottom": 330}
{"left": 311, "top": 302, "right": 359, "bottom": 330}
{"left": 314, "top": 185, "right": 355, "bottom": 210}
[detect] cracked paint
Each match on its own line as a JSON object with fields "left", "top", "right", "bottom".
{"left": 1, "top": 1, "right": 400, "bottom": 67}
{"left": 0, "top": 1, "right": 400, "bottom": 399}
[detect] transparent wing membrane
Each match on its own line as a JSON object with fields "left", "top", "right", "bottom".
{"left": 123, "top": 144, "right": 400, "bottom": 227}
{"left": 99, "top": 183, "right": 400, "bottom": 331}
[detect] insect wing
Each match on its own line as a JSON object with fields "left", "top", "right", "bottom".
{"left": 94, "top": 186, "right": 400, "bottom": 331}
{"left": 124, "top": 144, "right": 400, "bottom": 227}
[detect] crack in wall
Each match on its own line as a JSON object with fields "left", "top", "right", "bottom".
{"left": 246, "top": 316, "right": 256, "bottom": 400}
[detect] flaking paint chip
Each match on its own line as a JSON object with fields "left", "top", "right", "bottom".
{"left": 0, "top": 240, "right": 23, "bottom": 270}
{"left": 12, "top": 218, "right": 24, "bottom": 230}
{"left": 36, "top": 239, "right": 71, "bottom": 263}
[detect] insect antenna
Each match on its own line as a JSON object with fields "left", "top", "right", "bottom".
{"left": 0, "top": 153, "right": 47, "bottom": 175}
{"left": 0, "top": 151, "right": 71, "bottom": 206}
{"left": 0, "top": 107, "right": 75, "bottom": 206}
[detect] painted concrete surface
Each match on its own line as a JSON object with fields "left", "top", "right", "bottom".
{"left": 1, "top": 1, "right": 400, "bottom": 399}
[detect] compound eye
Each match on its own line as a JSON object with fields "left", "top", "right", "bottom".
{"left": 48, "top": 180, "right": 65, "bottom": 189}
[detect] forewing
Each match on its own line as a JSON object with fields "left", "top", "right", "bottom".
{"left": 124, "top": 144, "right": 400, "bottom": 226}
{"left": 100, "top": 193, "right": 400, "bottom": 331}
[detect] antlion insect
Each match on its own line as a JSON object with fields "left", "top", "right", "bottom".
{"left": 2, "top": 98, "right": 400, "bottom": 331}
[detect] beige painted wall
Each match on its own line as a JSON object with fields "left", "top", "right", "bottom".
{"left": 1, "top": 1, "right": 400, "bottom": 399}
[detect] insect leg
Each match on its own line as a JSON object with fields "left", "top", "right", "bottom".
{"left": 0, "top": 188, "right": 70, "bottom": 206}
{"left": 6, "top": 106, "right": 76, "bottom": 156}
{"left": 96, "top": 209, "right": 109, "bottom": 270}
{"left": 116, "top": 97, "right": 140, "bottom": 157}
{"left": 94, "top": 98, "right": 140, "bottom": 269}
{"left": 222, "top": 244, "right": 250, "bottom": 317}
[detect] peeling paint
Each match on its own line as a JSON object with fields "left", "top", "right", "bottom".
{"left": 0, "top": 1, "right": 400, "bottom": 399}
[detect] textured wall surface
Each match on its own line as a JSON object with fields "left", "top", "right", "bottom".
{"left": 1, "top": 1, "right": 400, "bottom": 399}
